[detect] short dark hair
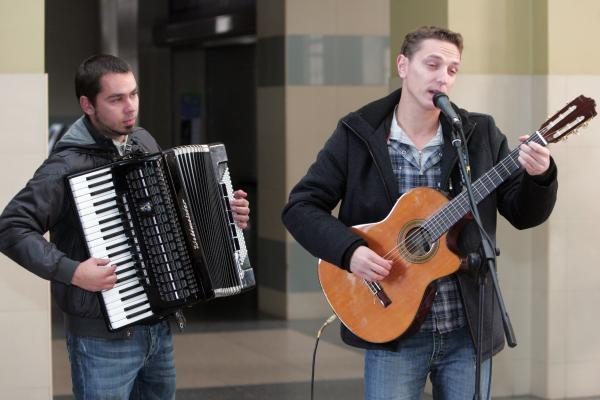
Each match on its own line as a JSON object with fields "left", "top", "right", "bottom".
{"left": 400, "top": 26, "right": 463, "bottom": 59}
{"left": 75, "top": 54, "right": 132, "bottom": 104}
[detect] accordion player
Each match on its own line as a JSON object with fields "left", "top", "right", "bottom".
{"left": 67, "top": 143, "right": 255, "bottom": 331}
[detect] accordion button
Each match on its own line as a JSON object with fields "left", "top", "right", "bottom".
{"left": 138, "top": 200, "right": 154, "bottom": 216}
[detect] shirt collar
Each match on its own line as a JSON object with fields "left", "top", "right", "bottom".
{"left": 389, "top": 105, "right": 443, "bottom": 148}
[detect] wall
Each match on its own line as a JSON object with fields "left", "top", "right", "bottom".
{"left": 0, "top": 1, "right": 52, "bottom": 398}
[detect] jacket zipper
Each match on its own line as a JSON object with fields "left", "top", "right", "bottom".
{"left": 342, "top": 120, "right": 395, "bottom": 206}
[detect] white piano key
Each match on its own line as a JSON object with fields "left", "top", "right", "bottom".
{"left": 115, "top": 268, "right": 138, "bottom": 282}
{"left": 72, "top": 181, "right": 115, "bottom": 199}
{"left": 88, "top": 242, "right": 131, "bottom": 258}
{"left": 111, "top": 279, "right": 143, "bottom": 295}
{"left": 81, "top": 208, "right": 122, "bottom": 227}
{"left": 107, "top": 297, "right": 150, "bottom": 317}
{"left": 70, "top": 174, "right": 114, "bottom": 192}
{"left": 113, "top": 259, "right": 136, "bottom": 271}
{"left": 69, "top": 168, "right": 112, "bottom": 185}
{"left": 86, "top": 225, "right": 125, "bottom": 242}
{"left": 106, "top": 293, "right": 148, "bottom": 314}
{"left": 104, "top": 284, "right": 145, "bottom": 304}
{"left": 88, "top": 234, "right": 130, "bottom": 254}
{"left": 82, "top": 219, "right": 124, "bottom": 237}
{"left": 78, "top": 199, "right": 119, "bottom": 217}
{"left": 110, "top": 310, "right": 154, "bottom": 329}
{"left": 74, "top": 190, "right": 116, "bottom": 209}
{"left": 102, "top": 278, "right": 139, "bottom": 298}
{"left": 107, "top": 302, "right": 152, "bottom": 324}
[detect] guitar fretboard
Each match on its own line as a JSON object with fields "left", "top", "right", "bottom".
{"left": 422, "top": 132, "right": 546, "bottom": 241}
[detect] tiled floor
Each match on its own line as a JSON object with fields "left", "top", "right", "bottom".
{"left": 52, "top": 307, "right": 368, "bottom": 400}
{"left": 50, "top": 306, "right": 587, "bottom": 400}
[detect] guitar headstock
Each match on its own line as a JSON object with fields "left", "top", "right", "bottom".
{"left": 538, "top": 95, "right": 597, "bottom": 144}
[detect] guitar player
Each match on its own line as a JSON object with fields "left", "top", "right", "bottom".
{"left": 282, "top": 26, "right": 557, "bottom": 399}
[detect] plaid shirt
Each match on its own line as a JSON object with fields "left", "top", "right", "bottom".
{"left": 388, "top": 112, "right": 465, "bottom": 334}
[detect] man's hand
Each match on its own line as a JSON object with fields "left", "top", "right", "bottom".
{"left": 518, "top": 135, "right": 551, "bottom": 176}
{"left": 71, "top": 257, "right": 117, "bottom": 292}
{"left": 349, "top": 246, "right": 392, "bottom": 282}
{"left": 231, "top": 189, "right": 250, "bottom": 229}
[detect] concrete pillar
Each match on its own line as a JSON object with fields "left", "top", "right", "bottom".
{"left": 256, "top": 0, "right": 390, "bottom": 318}
{"left": 0, "top": 1, "right": 51, "bottom": 399}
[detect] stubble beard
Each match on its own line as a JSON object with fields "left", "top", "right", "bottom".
{"left": 94, "top": 115, "right": 136, "bottom": 142}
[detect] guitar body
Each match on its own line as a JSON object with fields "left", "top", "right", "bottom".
{"left": 318, "top": 187, "right": 461, "bottom": 343}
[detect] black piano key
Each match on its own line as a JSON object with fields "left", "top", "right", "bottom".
{"left": 84, "top": 170, "right": 111, "bottom": 181}
{"left": 115, "top": 268, "right": 136, "bottom": 281}
{"left": 106, "top": 239, "right": 132, "bottom": 250}
{"left": 98, "top": 214, "right": 122, "bottom": 226}
{"left": 119, "top": 283, "right": 141, "bottom": 295}
{"left": 100, "top": 221, "right": 123, "bottom": 232}
{"left": 121, "top": 291, "right": 143, "bottom": 302}
{"left": 108, "top": 247, "right": 131, "bottom": 259}
{"left": 93, "top": 196, "right": 117, "bottom": 207}
{"left": 126, "top": 308, "right": 151, "bottom": 320}
{"left": 103, "top": 230, "right": 126, "bottom": 241}
{"left": 95, "top": 204, "right": 118, "bottom": 215}
{"left": 113, "top": 256, "right": 133, "bottom": 266}
{"left": 88, "top": 177, "right": 113, "bottom": 189}
{"left": 91, "top": 186, "right": 115, "bottom": 197}
{"left": 124, "top": 300, "right": 149, "bottom": 313}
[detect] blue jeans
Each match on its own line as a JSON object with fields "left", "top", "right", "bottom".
{"left": 66, "top": 321, "right": 176, "bottom": 400}
{"left": 364, "top": 327, "right": 491, "bottom": 400}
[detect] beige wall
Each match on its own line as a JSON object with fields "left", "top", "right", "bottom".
{"left": 0, "top": 2, "right": 44, "bottom": 73}
{"left": 0, "top": 1, "right": 52, "bottom": 399}
{"left": 408, "top": 0, "right": 600, "bottom": 398}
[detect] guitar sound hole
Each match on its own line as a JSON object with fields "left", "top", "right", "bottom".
{"left": 405, "top": 227, "right": 432, "bottom": 257}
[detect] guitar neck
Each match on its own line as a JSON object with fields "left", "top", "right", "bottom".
{"left": 423, "top": 132, "right": 547, "bottom": 240}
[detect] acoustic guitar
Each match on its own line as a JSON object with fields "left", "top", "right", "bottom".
{"left": 318, "top": 95, "right": 597, "bottom": 343}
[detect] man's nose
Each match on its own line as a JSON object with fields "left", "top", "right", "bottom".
{"left": 437, "top": 70, "right": 451, "bottom": 85}
{"left": 124, "top": 96, "right": 137, "bottom": 112}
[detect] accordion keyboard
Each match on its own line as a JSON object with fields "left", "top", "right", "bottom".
{"left": 69, "top": 167, "right": 154, "bottom": 330}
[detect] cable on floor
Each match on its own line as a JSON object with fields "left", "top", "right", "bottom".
{"left": 310, "top": 314, "right": 338, "bottom": 400}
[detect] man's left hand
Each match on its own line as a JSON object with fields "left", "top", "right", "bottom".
{"left": 518, "top": 135, "right": 551, "bottom": 176}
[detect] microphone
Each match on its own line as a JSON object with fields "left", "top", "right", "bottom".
{"left": 432, "top": 91, "right": 462, "bottom": 128}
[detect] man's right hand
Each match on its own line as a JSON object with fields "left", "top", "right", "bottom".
{"left": 71, "top": 257, "right": 117, "bottom": 292}
{"left": 349, "top": 246, "right": 392, "bottom": 282}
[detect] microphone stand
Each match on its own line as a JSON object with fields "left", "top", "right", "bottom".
{"left": 448, "top": 122, "right": 517, "bottom": 400}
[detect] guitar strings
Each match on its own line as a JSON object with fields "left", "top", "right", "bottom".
{"left": 377, "top": 128, "right": 550, "bottom": 265}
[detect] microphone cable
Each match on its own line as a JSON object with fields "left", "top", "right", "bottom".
{"left": 310, "top": 314, "right": 338, "bottom": 400}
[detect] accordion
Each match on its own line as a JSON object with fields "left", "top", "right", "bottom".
{"left": 67, "top": 143, "right": 255, "bottom": 331}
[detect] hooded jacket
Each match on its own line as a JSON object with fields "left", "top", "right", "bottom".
{"left": 282, "top": 89, "right": 558, "bottom": 358}
{"left": 0, "top": 116, "right": 160, "bottom": 338}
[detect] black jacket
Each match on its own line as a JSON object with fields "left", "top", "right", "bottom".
{"left": 282, "top": 89, "right": 558, "bottom": 358}
{"left": 0, "top": 116, "right": 160, "bottom": 338}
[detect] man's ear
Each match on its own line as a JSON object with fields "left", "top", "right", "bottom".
{"left": 80, "top": 96, "right": 95, "bottom": 116}
{"left": 396, "top": 54, "right": 408, "bottom": 79}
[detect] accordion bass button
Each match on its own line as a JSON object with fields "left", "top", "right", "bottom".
{"left": 138, "top": 200, "right": 154, "bottom": 216}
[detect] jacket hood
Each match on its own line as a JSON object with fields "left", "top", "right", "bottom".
{"left": 52, "top": 116, "right": 108, "bottom": 153}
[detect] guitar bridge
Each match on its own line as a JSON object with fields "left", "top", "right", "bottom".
{"left": 366, "top": 281, "right": 392, "bottom": 308}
